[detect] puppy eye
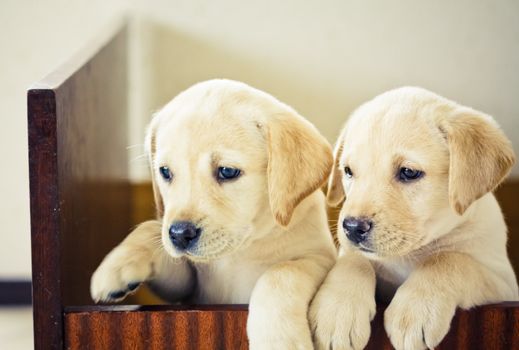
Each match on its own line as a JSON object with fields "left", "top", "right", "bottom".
{"left": 398, "top": 167, "right": 424, "bottom": 182}
{"left": 344, "top": 166, "right": 353, "bottom": 178}
{"left": 217, "top": 167, "right": 241, "bottom": 181}
{"left": 159, "top": 166, "right": 173, "bottom": 182}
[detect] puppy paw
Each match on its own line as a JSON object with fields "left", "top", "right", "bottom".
{"left": 247, "top": 310, "right": 313, "bottom": 350}
{"left": 248, "top": 337, "right": 312, "bottom": 350}
{"left": 90, "top": 246, "right": 152, "bottom": 303}
{"left": 309, "top": 283, "right": 375, "bottom": 350}
{"left": 384, "top": 286, "right": 456, "bottom": 350}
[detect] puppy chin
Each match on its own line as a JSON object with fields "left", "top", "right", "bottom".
{"left": 185, "top": 247, "right": 232, "bottom": 262}
{"left": 161, "top": 228, "right": 249, "bottom": 263}
{"left": 185, "top": 242, "right": 244, "bottom": 263}
{"left": 344, "top": 229, "right": 423, "bottom": 259}
{"left": 370, "top": 232, "right": 424, "bottom": 258}
{"left": 356, "top": 243, "right": 380, "bottom": 259}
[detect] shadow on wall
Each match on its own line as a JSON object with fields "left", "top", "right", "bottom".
{"left": 126, "top": 7, "right": 519, "bottom": 180}
{"left": 138, "top": 19, "right": 368, "bottom": 143}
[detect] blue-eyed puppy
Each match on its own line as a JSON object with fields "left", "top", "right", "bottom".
{"left": 310, "top": 87, "right": 518, "bottom": 350}
{"left": 91, "top": 79, "right": 336, "bottom": 349}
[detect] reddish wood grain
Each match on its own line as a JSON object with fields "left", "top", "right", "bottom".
{"left": 64, "top": 305, "right": 249, "bottom": 350}
{"left": 63, "top": 304, "right": 519, "bottom": 350}
{"left": 366, "top": 302, "right": 519, "bottom": 349}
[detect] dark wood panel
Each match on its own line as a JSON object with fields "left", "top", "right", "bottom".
{"left": 495, "top": 180, "right": 519, "bottom": 273}
{"left": 28, "top": 20, "right": 130, "bottom": 350}
{"left": 54, "top": 23, "right": 130, "bottom": 306}
{"left": 28, "top": 87, "right": 64, "bottom": 350}
{"left": 131, "top": 182, "right": 156, "bottom": 226}
{"left": 366, "top": 302, "right": 519, "bottom": 350}
{"left": 64, "top": 304, "right": 519, "bottom": 350}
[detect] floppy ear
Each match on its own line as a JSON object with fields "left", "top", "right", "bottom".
{"left": 326, "top": 134, "right": 346, "bottom": 207}
{"left": 439, "top": 110, "right": 515, "bottom": 215}
{"left": 267, "top": 112, "right": 333, "bottom": 226}
{"left": 145, "top": 118, "right": 164, "bottom": 219}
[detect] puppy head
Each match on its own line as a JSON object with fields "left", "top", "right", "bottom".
{"left": 328, "top": 87, "right": 515, "bottom": 258}
{"left": 146, "top": 79, "right": 332, "bottom": 261}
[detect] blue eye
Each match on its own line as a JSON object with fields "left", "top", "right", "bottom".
{"left": 344, "top": 166, "right": 353, "bottom": 178}
{"left": 217, "top": 167, "right": 241, "bottom": 181}
{"left": 398, "top": 167, "right": 424, "bottom": 182}
{"left": 159, "top": 166, "right": 173, "bottom": 182}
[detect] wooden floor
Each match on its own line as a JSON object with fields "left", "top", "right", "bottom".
{"left": 0, "top": 307, "right": 33, "bottom": 350}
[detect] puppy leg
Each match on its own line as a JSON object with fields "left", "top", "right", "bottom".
{"left": 309, "top": 250, "right": 376, "bottom": 350}
{"left": 90, "top": 220, "right": 194, "bottom": 302}
{"left": 385, "top": 252, "right": 517, "bottom": 350}
{"left": 247, "top": 254, "right": 334, "bottom": 350}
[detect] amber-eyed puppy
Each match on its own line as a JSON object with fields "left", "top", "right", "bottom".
{"left": 90, "top": 79, "right": 336, "bottom": 349}
{"left": 310, "top": 87, "right": 518, "bottom": 350}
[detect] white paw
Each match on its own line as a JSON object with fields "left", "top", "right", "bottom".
{"left": 247, "top": 338, "right": 312, "bottom": 350}
{"left": 384, "top": 286, "right": 456, "bottom": 350}
{"left": 309, "top": 283, "right": 375, "bottom": 350}
{"left": 90, "top": 246, "right": 152, "bottom": 302}
{"left": 247, "top": 308, "right": 313, "bottom": 350}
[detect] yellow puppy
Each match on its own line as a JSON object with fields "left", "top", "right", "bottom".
{"left": 310, "top": 87, "right": 518, "bottom": 350}
{"left": 91, "top": 79, "right": 336, "bottom": 349}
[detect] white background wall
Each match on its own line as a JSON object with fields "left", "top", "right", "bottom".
{"left": 0, "top": 0, "right": 123, "bottom": 277}
{"left": 1, "top": 0, "right": 518, "bottom": 278}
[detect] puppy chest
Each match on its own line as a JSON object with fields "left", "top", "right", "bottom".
{"left": 193, "top": 260, "right": 267, "bottom": 304}
{"left": 374, "top": 260, "right": 415, "bottom": 301}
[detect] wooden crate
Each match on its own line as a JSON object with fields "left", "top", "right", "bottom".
{"left": 28, "top": 19, "right": 519, "bottom": 350}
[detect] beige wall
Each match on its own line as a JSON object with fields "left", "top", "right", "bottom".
{"left": 128, "top": 0, "right": 519, "bottom": 180}
{"left": 1, "top": 0, "right": 518, "bottom": 277}
{"left": 0, "top": 0, "right": 124, "bottom": 277}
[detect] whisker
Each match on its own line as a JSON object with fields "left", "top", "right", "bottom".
{"left": 130, "top": 154, "right": 148, "bottom": 163}
{"left": 126, "top": 144, "right": 144, "bottom": 150}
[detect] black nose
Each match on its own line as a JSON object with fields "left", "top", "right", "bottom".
{"left": 343, "top": 217, "right": 373, "bottom": 244}
{"left": 169, "top": 221, "right": 201, "bottom": 250}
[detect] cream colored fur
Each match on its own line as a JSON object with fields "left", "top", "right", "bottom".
{"left": 310, "top": 87, "right": 518, "bottom": 350}
{"left": 90, "top": 79, "right": 336, "bottom": 349}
